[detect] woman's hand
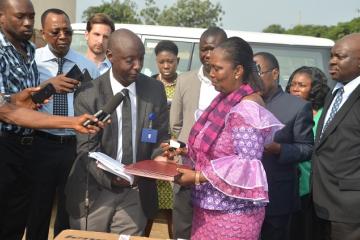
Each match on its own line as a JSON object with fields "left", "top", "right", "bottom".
{"left": 174, "top": 168, "right": 196, "bottom": 186}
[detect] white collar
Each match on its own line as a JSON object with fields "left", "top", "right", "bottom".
{"left": 332, "top": 75, "right": 360, "bottom": 95}
{"left": 109, "top": 67, "right": 136, "bottom": 96}
{"left": 197, "top": 65, "right": 212, "bottom": 85}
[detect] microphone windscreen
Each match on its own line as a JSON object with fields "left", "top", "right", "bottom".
{"left": 102, "top": 92, "right": 125, "bottom": 114}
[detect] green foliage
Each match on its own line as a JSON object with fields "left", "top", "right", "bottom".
{"left": 83, "top": 0, "right": 223, "bottom": 28}
{"left": 155, "top": 0, "right": 224, "bottom": 28}
{"left": 262, "top": 17, "right": 360, "bottom": 40}
{"left": 139, "top": 0, "right": 160, "bottom": 25}
{"left": 263, "top": 24, "right": 286, "bottom": 34}
{"left": 82, "top": 0, "right": 141, "bottom": 24}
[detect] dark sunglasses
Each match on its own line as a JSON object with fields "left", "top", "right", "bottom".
{"left": 45, "top": 29, "right": 73, "bottom": 37}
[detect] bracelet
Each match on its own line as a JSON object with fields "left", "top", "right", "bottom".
{"left": 195, "top": 171, "right": 201, "bottom": 185}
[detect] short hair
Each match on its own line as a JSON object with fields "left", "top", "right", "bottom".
{"left": 200, "top": 26, "right": 227, "bottom": 42}
{"left": 86, "top": 13, "right": 115, "bottom": 33}
{"left": 154, "top": 40, "right": 178, "bottom": 56}
{"left": 41, "top": 8, "right": 70, "bottom": 28}
{"left": 253, "top": 52, "right": 280, "bottom": 70}
{"left": 217, "top": 37, "right": 263, "bottom": 92}
{"left": 286, "top": 66, "right": 330, "bottom": 110}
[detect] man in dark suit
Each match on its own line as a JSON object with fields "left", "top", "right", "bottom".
{"left": 312, "top": 33, "right": 360, "bottom": 240}
{"left": 254, "top": 52, "right": 314, "bottom": 240}
{"left": 65, "top": 29, "right": 169, "bottom": 235}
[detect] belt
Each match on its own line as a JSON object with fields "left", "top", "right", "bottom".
{"left": 0, "top": 131, "right": 34, "bottom": 145}
{"left": 34, "top": 131, "right": 76, "bottom": 144}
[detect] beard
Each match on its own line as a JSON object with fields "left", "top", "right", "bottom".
{"left": 90, "top": 44, "right": 105, "bottom": 55}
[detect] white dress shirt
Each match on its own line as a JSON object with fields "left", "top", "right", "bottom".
{"left": 109, "top": 68, "right": 137, "bottom": 164}
{"left": 35, "top": 45, "right": 100, "bottom": 135}
{"left": 196, "top": 65, "right": 219, "bottom": 120}
{"left": 323, "top": 75, "right": 360, "bottom": 125}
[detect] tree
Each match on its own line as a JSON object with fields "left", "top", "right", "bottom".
{"left": 82, "top": 0, "right": 141, "bottom": 24}
{"left": 262, "top": 17, "right": 360, "bottom": 40}
{"left": 158, "top": 0, "right": 223, "bottom": 28}
{"left": 83, "top": 0, "right": 224, "bottom": 28}
{"left": 139, "top": 0, "right": 160, "bottom": 25}
{"left": 142, "top": 0, "right": 224, "bottom": 28}
{"left": 263, "top": 24, "right": 286, "bottom": 34}
{"left": 286, "top": 25, "right": 330, "bottom": 38}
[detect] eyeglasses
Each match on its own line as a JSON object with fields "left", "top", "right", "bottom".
{"left": 259, "top": 69, "right": 274, "bottom": 75}
{"left": 256, "top": 64, "right": 274, "bottom": 76}
{"left": 45, "top": 29, "right": 73, "bottom": 37}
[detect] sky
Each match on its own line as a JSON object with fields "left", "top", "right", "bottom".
{"left": 76, "top": 0, "right": 360, "bottom": 32}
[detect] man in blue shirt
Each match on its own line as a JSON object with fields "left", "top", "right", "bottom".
{"left": 26, "top": 8, "right": 99, "bottom": 240}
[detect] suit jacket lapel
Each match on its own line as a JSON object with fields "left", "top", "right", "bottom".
{"left": 314, "top": 91, "right": 334, "bottom": 145}
{"left": 316, "top": 84, "right": 360, "bottom": 149}
{"left": 135, "top": 76, "right": 149, "bottom": 158}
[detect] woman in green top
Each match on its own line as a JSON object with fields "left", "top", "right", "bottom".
{"left": 147, "top": 40, "right": 179, "bottom": 238}
{"left": 286, "top": 66, "right": 330, "bottom": 240}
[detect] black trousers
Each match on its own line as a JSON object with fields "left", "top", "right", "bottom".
{"left": 0, "top": 134, "right": 34, "bottom": 240}
{"left": 172, "top": 185, "right": 193, "bottom": 239}
{"left": 26, "top": 132, "right": 76, "bottom": 240}
{"left": 261, "top": 213, "right": 291, "bottom": 240}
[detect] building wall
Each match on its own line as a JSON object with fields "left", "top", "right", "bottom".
{"left": 32, "top": 0, "right": 76, "bottom": 30}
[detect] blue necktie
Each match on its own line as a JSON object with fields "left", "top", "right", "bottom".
{"left": 321, "top": 87, "right": 344, "bottom": 136}
{"left": 53, "top": 58, "right": 68, "bottom": 116}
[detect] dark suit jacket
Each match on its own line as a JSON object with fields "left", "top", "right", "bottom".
{"left": 312, "top": 83, "right": 360, "bottom": 223}
{"left": 65, "top": 71, "right": 169, "bottom": 219}
{"left": 263, "top": 87, "right": 314, "bottom": 216}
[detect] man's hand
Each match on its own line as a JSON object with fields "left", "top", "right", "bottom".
{"left": 160, "top": 141, "right": 188, "bottom": 160}
{"left": 10, "top": 87, "right": 41, "bottom": 110}
{"left": 264, "top": 142, "right": 281, "bottom": 155}
{"left": 46, "top": 75, "right": 79, "bottom": 93}
{"left": 111, "top": 176, "right": 138, "bottom": 188}
{"left": 71, "top": 114, "right": 109, "bottom": 134}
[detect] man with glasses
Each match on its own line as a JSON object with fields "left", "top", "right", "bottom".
{"left": 26, "top": 8, "right": 99, "bottom": 240}
{"left": 254, "top": 52, "right": 314, "bottom": 240}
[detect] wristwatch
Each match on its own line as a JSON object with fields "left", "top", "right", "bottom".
{"left": 0, "top": 94, "right": 11, "bottom": 107}
{"left": 4, "top": 94, "right": 11, "bottom": 103}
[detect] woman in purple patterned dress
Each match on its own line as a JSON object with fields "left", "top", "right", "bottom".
{"left": 168, "top": 37, "right": 283, "bottom": 240}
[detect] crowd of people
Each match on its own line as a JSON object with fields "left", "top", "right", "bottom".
{"left": 1, "top": 0, "right": 360, "bottom": 240}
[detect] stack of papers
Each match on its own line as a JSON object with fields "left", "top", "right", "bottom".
{"left": 89, "top": 152, "right": 134, "bottom": 185}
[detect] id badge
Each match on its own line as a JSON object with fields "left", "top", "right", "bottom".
{"left": 141, "top": 128, "right": 158, "bottom": 143}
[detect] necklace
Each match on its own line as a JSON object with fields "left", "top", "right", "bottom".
{"left": 159, "top": 73, "right": 177, "bottom": 87}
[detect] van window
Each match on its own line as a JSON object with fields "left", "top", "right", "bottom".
{"left": 251, "top": 44, "right": 330, "bottom": 87}
{"left": 71, "top": 32, "right": 88, "bottom": 55}
{"left": 142, "top": 38, "right": 195, "bottom": 77}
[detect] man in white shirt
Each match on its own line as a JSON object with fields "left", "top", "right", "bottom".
{"left": 169, "top": 26, "right": 227, "bottom": 239}
{"left": 85, "top": 13, "right": 114, "bottom": 75}
{"left": 26, "top": 8, "right": 99, "bottom": 240}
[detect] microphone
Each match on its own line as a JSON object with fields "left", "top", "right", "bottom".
{"left": 82, "top": 91, "right": 126, "bottom": 127}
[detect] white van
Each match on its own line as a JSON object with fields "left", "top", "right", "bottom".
{"left": 71, "top": 23, "right": 335, "bottom": 88}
